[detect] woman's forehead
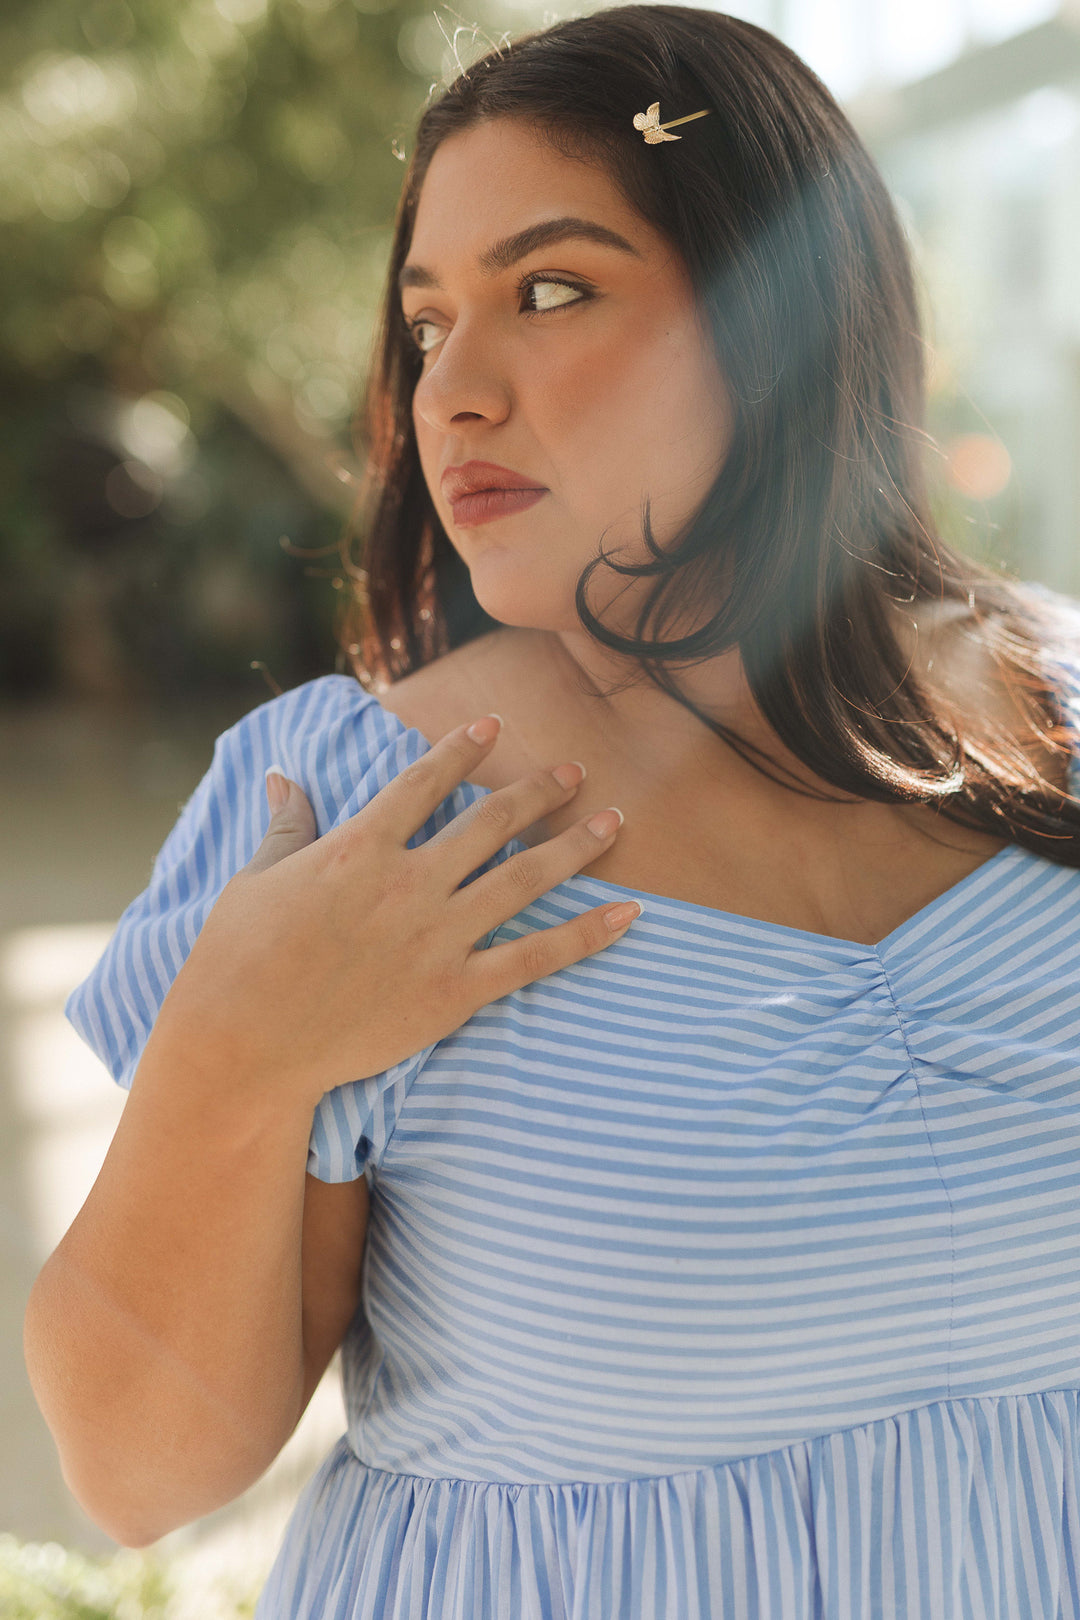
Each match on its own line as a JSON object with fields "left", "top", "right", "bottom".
{"left": 408, "top": 122, "right": 661, "bottom": 274}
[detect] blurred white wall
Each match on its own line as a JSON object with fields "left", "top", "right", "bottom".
{"left": 1, "top": 699, "right": 346, "bottom": 1597}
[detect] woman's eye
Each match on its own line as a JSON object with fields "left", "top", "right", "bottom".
{"left": 406, "top": 319, "right": 444, "bottom": 355}
{"left": 403, "top": 278, "right": 588, "bottom": 355}
{"left": 522, "top": 278, "right": 587, "bottom": 313}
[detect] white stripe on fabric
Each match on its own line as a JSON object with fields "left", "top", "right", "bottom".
{"left": 256, "top": 1392, "right": 1080, "bottom": 1620}
{"left": 61, "top": 624, "right": 1080, "bottom": 1619}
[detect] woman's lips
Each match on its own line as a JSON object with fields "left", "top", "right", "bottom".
{"left": 450, "top": 488, "right": 546, "bottom": 527}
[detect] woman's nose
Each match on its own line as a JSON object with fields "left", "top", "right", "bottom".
{"left": 411, "top": 327, "right": 512, "bottom": 432}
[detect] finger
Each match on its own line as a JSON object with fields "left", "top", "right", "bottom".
{"left": 420, "top": 759, "right": 588, "bottom": 891}
{"left": 358, "top": 714, "right": 506, "bottom": 847}
{"left": 468, "top": 894, "right": 643, "bottom": 1004}
{"left": 245, "top": 765, "right": 318, "bottom": 875}
{"left": 455, "top": 805, "right": 625, "bottom": 940}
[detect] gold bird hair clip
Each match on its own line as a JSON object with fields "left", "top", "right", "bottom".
{"left": 632, "top": 101, "right": 711, "bottom": 144}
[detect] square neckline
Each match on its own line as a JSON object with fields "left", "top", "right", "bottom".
{"left": 516, "top": 837, "right": 1025, "bottom": 957}
{"left": 367, "top": 654, "right": 1078, "bottom": 959}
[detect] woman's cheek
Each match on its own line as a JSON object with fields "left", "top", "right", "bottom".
{"left": 539, "top": 330, "right": 647, "bottom": 426}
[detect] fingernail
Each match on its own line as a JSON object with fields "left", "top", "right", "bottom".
{"left": 466, "top": 713, "right": 503, "bottom": 744}
{"left": 265, "top": 764, "right": 290, "bottom": 812}
{"left": 586, "top": 806, "right": 624, "bottom": 838}
{"left": 604, "top": 901, "right": 642, "bottom": 932}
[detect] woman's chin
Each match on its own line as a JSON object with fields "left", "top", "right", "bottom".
{"left": 464, "top": 565, "right": 574, "bottom": 631}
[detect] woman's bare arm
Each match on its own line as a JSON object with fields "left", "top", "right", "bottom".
{"left": 23, "top": 717, "right": 632, "bottom": 1547}
{"left": 299, "top": 1171, "right": 369, "bottom": 1408}
{"left": 23, "top": 1033, "right": 368, "bottom": 1548}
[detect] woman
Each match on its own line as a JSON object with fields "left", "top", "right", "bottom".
{"left": 26, "top": 6, "right": 1080, "bottom": 1616}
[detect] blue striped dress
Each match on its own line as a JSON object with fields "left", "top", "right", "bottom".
{"left": 66, "top": 656, "right": 1080, "bottom": 1619}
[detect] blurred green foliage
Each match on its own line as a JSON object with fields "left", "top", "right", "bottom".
{"left": 0, "top": 0, "right": 525, "bottom": 704}
{"left": 0, "top": 1533, "right": 173, "bottom": 1619}
{"left": 0, "top": 1531, "right": 261, "bottom": 1619}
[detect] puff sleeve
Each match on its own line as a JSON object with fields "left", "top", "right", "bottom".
{"left": 64, "top": 674, "right": 516, "bottom": 1182}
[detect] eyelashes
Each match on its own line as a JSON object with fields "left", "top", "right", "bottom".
{"left": 518, "top": 274, "right": 592, "bottom": 316}
{"left": 403, "top": 273, "right": 594, "bottom": 356}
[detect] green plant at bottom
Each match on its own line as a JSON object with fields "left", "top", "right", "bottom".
{"left": 0, "top": 1534, "right": 260, "bottom": 1620}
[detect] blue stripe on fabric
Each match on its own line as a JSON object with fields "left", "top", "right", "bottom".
{"left": 61, "top": 617, "right": 1080, "bottom": 1616}
{"left": 255, "top": 1390, "right": 1080, "bottom": 1618}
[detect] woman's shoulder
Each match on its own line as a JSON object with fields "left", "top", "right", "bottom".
{"left": 229, "top": 630, "right": 536, "bottom": 759}
{"left": 374, "top": 627, "right": 530, "bottom": 729}
{"left": 226, "top": 669, "right": 384, "bottom": 746}
{"left": 215, "top": 669, "right": 422, "bottom": 803}
{"left": 374, "top": 626, "right": 565, "bottom": 787}
{"left": 63, "top": 657, "right": 518, "bottom": 1095}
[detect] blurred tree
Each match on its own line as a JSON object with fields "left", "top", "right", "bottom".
{"left": 0, "top": 0, "right": 521, "bottom": 703}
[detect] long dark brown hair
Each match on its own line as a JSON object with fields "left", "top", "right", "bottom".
{"left": 335, "top": 3, "right": 1080, "bottom": 861}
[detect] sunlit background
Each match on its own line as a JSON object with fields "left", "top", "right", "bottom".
{"left": 2, "top": 0, "right": 1078, "bottom": 1603}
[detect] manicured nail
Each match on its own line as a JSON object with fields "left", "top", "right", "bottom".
{"left": 551, "top": 761, "right": 587, "bottom": 790}
{"left": 265, "top": 764, "right": 289, "bottom": 811}
{"left": 586, "top": 806, "right": 624, "bottom": 838}
{"left": 604, "top": 901, "right": 642, "bottom": 932}
{"left": 466, "top": 713, "right": 503, "bottom": 744}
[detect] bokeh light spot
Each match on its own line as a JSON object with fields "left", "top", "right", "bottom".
{"left": 102, "top": 213, "right": 158, "bottom": 275}
{"left": 33, "top": 164, "right": 88, "bottom": 222}
{"left": 21, "top": 53, "right": 138, "bottom": 136}
{"left": 104, "top": 459, "right": 164, "bottom": 518}
{"left": 298, "top": 374, "right": 350, "bottom": 420}
{"left": 946, "top": 433, "right": 1013, "bottom": 500}
{"left": 118, "top": 393, "right": 194, "bottom": 475}
{"left": 215, "top": 0, "right": 268, "bottom": 25}
{"left": 77, "top": 149, "right": 132, "bottom": 208}
{"left": 80, "top": 0, "right": 137, "bottom": 50}
{"left": 397, "top": 15, "right": 451, "bottom": 77}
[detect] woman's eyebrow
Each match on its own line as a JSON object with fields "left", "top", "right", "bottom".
{"left": 398, "top": 216, "right": 642, "bottom": 293}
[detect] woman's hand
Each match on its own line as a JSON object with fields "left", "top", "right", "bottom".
{"left": 150, "top": 714, "right": 640, "bottom": 1109}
